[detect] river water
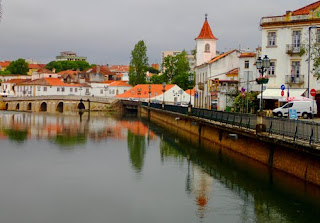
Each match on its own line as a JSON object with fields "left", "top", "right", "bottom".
{"left": 0, "top": 111, "right": 320, "bottom": 223}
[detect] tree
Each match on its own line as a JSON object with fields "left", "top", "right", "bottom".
{"left": 146, "top": 66, "right": 160, "bottom": 74}
{"left": 161, "top": 50, "right": 194, "bottom": 90}
{"left": 129, "top": 40, "right": 148, "bottom": 86}
{"left": 6, "top": 59, "right": 29, "bottom": 75}
{"left": 149, "top": 74, "right": 165, "bottom": 84}
{"left": 45, "top": 60, "right": 90, "bottom": 73}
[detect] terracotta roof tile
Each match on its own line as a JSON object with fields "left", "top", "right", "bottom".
{"left": 2, "top": 79, "right": 31, "bottom": 84}
{"left": 85, "top": 66, "right": 116, "bottom": 76}
{"left": 116, "top": 84, "right": 175, "bottom": 99}
{"left": 185, "top": 87, "right": 195, "bottom": 96}
{"left": 0, "top": 61, "right": 11, "bottom": 67}
{"left": 109, "top": 81, "right": 131, "bottom": 87}
{"left": 291, "top": 1, "right": 320, "bottom": 16}
{"left": 28, "top": 64, "right": 42, "bottom": 69}
{"left": 239, "top": 52, "right": 256, "bottom": 58}
{"left": 208, "top": 49, "right": 238, "bottom": 64}
{"left": 18, "top": 78, "right": 81, "bottom": 87}
{"left": 196, "top": 19, "right": 218, "bottom": 40}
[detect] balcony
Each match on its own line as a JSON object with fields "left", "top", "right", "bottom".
{"left": 285, "top": 75, "right": 305, "bottom": 84}
{"left": 286, "top": 44, "right": 305, "bottom": 56}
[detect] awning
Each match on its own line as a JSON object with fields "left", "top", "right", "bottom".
{"left": 257, "top": 88, "right": 306, "bottom": 100}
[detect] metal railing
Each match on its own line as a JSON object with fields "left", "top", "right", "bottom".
{"left": 141, "top": 104, "right": 319, "bottom": 144}
{"left": 285, "top": 75, "right": 304, "bottom": 84}
{"left": 265, "top": 117, "right": 320, "bottom": 143}
{"left": 192, "top": 108, "right": 257, "bottom": 129}
{"left": 286, "top": 44, "right": 305, "bottom": 55}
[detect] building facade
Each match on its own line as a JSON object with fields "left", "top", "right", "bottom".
{"left": 260, "top": 1, "right": 320, "bottom": 111}
{"left": 56, "top": 51, "right": 87, "bottom": 61}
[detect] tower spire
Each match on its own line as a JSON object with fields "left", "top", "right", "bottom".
{"left": 205, "top": 13, "right": 208, "bottom": 21}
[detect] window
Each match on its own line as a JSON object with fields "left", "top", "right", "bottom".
{"left": 268, "top": 61, "right": 276, "bottom": 76}
{"left": 61, "top": 87, "right": 65, "bottom": 92}
{"left": 100, "top": 89, "right": 103, "bottom": 94}
{"left": 317, "top": 29, "right": 320, "bottom": 44}
{"left": 57, "top": 87, "right": 60, "bottom": 92}
{"left": 70, "top": 88, "right": 73, "bottom": 92}
{"left": 75, "top": 88, "right": 78, "bottom": 92}
{"left": 292, "top": 30, "right": 301, "bottom": 47}
{"left": 205, "top": 43, "right": 210, "bottom": 52}
{"left": 43, "top": 87, "right": 47, "bottom": 92}
{"left": 244, "top": 60, "right": 249, "bottom": 69}
{"left": 267, "top": 32, "right": 276, "bottom": 46}
{"left": 291, "top": 61, "right": 300, "bottom": 77}
{"left": 283, "top": 103, "right": 293, "bottom": 109}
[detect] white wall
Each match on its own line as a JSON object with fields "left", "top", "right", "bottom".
{"left": 238, "top": 56, "right": 260, "bottom": 92}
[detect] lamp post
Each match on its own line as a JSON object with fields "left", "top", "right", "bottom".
{"left": 256, "top": 55, "right": 270, "bottom": 112}
{"left": 148, "top": 85, "right": 151, "bottom": 106}
{"left": 308, "top": 26, "right": 320, "bottom": 98}
{"left": 162, "top": 82, "right": 166, "bottom": 109}
{"left": 188, "top": 75, "right": 194, "bottom": 106}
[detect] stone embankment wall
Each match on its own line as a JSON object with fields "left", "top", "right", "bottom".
{"left": 141, "top": 107, "right": 320, "bottom": 186}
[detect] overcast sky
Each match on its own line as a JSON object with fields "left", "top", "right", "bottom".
{"left": 0, "top": 0, "right": 316, "bottom": 65}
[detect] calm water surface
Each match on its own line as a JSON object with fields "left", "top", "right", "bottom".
{"left": 0, "top": 111, "right": 320, "bottom": 223}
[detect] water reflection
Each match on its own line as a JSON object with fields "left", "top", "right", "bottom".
{"left": 150, "top": 120, "right": 320, "bottom": 223}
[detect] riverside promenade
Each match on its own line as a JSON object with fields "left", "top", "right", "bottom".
{"left": 140, "top": 102, "right": 320, "bottom": 186}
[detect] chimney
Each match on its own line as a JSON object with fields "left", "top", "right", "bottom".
{"left": 52, "top": 68, "right": 56, "bottom": 73}
{"left": 96, "top": 65, "right": 100, "bottom": 74}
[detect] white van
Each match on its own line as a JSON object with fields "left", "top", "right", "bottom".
{"left": 273, "top": 100, "right": 317, "bottom": 119}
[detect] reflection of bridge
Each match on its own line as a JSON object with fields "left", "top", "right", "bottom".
{"left": 0, "top": 96, "right": 118, "bottom": 113}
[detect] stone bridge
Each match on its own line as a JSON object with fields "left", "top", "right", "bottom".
{"left": 0, "top": 96, "right": 118, "bottom": 114}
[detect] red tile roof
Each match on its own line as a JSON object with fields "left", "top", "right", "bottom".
{"left": 109, "top": 65, "right": 130, "bottom": 72}
{"left": 109, "top": 81, "right": 131, "bottom": 87}
{"left": 85, "top": 66, "right": 116, "bottom": 76}
{"left": 208, "top": 49, "right": 238, "bottom": 64}
{"left": 2, "top": 79, "right": 31, "bottom": 84}
{"left": 18, "top": 78, "right": 81, "bottom": 87}
{"left": 196, "top": 19, "right": 218, "bottom": 40}
{"left": 291, "top": 1, "right": 320, "bottom": 16}
{"left": 116, "top": 84, "right": 175, "bottom": 99}
{"left": 185, "top": 87, "right": 195, "bottom": 96}
{"left": 0, "top": 61, "right": 11, "bottom": 67}
{"left": 28, "top": 64, "right": 42, "bottom": 69}
{"left": 58, "top": 70, "right": 80, "bottom": 75}
{"left": 239, "top": 52, "right": 256, "bottom": 58}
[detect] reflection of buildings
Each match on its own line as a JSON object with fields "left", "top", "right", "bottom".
{"left": 0, "top": 113, "right": 155, "bottom": 143}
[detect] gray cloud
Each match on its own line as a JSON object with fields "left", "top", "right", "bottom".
{"left": 0, "top": 0, "right": 317, "bottom": 65}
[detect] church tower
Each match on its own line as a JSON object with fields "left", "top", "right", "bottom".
{"left": 195, "top": 14, "right": 218, "bottom": 66}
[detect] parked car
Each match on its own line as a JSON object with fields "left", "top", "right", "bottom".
{"left": 273, "top": 100, "right": 317, "bottom": 119}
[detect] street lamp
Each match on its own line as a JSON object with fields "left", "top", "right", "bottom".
{"left": 162, "top": 82, "right": 166, "bottom": 109}
{"left": 308, "top": 26, "right": 320, "bottom": 98}
{"left": 148, "top": 85, "right": 151, "bottom": 106}
{"left": 256, "top": 55, "right": 270, "bottom": 111}
{"left": 188, "top": 75, "right": 194, "bottom": 106}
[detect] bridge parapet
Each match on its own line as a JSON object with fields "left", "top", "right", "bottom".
{"left": 0, "top": 96, "right": 117, "bottom": 104}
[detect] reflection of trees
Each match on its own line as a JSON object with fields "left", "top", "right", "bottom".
{"left": 160, "top": 140, "right": 185, "bottom": 163}
{"left": 53, "top": 134, "right": 86, "bottom": 147}
{"left": 3, "top": 129, "right": 28, "bottom": 143}
{"left": 127, "top": 130, "right": 146, "bottom": 173}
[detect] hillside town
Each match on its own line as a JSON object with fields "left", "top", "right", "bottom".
{"left": 1, "top": 1, "right": 320, "bottom": 115}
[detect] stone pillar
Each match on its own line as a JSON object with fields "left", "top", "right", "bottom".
{"left": 256, "top": 111, "right": 266, "bottom": 133}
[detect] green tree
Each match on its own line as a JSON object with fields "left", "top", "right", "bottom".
{"left": 45, "top": 60, "right": 90, "bottom": 73}
{"left": 146, "top": 66, "right": 160, "bottom": 74}
{"left": 6, "top": 59, "right": 29, "bottom": 75}
{"left": 149, "top": 74, "right": 165, "bottom": 84}
{"left": 129, "top": 40, "right": 148, "bottom": 86}
{"left": 0, "top": 70, "right": 11, "bottom": 75}
{"left": 127, "top": 130, "right": 146, "bottom": 173}
{"left": 234, "top": 91, "right": 259, "bottom": 113}
{"left": 162, "top": 50, "right": 194, "bottom": 90}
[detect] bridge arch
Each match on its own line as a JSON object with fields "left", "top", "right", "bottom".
{"left": 27, "top": 102, "right": 32, "bottom": 111}
{"left": 40, "top": 102, "right": 47, "bottom": 112}
{"left": 56, "top": 102, "right": 64, "bottom": 113}
{"left": 78, "top": 102, "right": 85, "bottom": 110}
{"left": 16, "top": 103, "right": 20, "bottom": 110}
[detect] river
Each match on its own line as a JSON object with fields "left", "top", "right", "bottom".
{"left": 0, "top": 111, "right": 320, "bottom": 223}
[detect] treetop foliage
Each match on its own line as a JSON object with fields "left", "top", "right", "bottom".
{"left": 45, "top": 60, "right": 91, "bottom": 73}
{"left": 129, "top": 40, "right": 149, "bottom": 86}
{"left": 6, "top": 58, "right": 29, "bottom": 75}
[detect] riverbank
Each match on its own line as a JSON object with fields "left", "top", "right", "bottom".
{"left": 140, "top": 106, "right": 320, "bottom": 186}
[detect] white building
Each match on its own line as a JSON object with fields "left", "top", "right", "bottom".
{"left": 15, "top": 78, "right": 91, "bottom": 97}
{"left": 91, "top": 81, "right": 132, "bottom": 97}
{"left": 0, "top": 79, "right": 31, "bottom": 97}
{"left": 194, "top": 16, "right": 240, "bottom": 110}
{"left": 116, "top": 84, "right": 193, "bottom": 105}
{"left": 260, "top": 1, "right": 320, "bottom": 111}
{"left": 238, "top": 52, "right": 260, "bottom": 93}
